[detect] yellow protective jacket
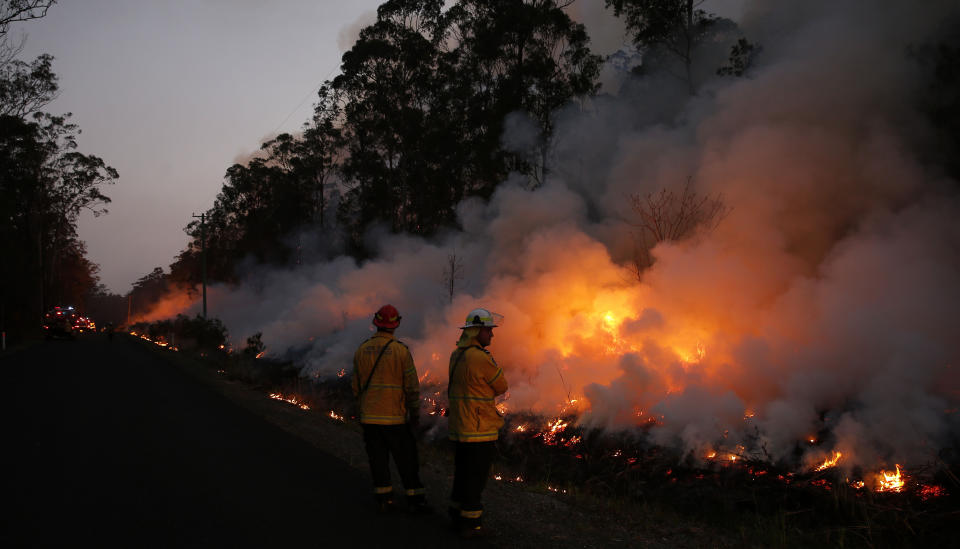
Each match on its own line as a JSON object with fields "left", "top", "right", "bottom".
{"left": 352, "top": 332, "right": 420, "bottom": 425}
{"left": 447, "top": 335, "right": 508, "bottom": 442}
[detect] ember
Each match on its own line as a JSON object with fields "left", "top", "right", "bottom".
{"left": 539, "top": 418, "right": 569, "bottom": 445}
{"left": 132, "top": 331, "right": 180, "bottom": 352}
{"left": 919, "top": 484, "right": 947, "bottom": 501}
{"left": 811, "top": 479, "right": 831, "bottom": 490}
{"left": 269, "top": 392, "right": 309, "bottom": 410}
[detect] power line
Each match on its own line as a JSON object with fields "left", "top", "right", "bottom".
{"left": 270, "top": 64, "right": 340, "bottom": 136}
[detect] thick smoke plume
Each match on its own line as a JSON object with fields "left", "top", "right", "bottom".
{"left": 151, "top": 1, "right": 960, "bottom": 470}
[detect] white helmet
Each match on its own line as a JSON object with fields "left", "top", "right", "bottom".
{"left": 460, "top": 308, "right": 503, "bottom": 329}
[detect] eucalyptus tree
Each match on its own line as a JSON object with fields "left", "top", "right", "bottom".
{"left": 0, "top": 0, "right": 56, "bottom": 66}
{"left": 0, "top": 111, "right": 116, "bottom": 331}
{"left": 332, "top": 0, "right": 601, "bottom": 249}
{"left": 0, "top": 52, "right": 57, "bottom": 116}
{"left": 297, "top": 84, "right": 342, "bottom": 231}
{"left": 445, "top": 0, "right": 602, "bottom": 189}
{"left": 605, "top": 0, "right": 757, "bottom": 94}
{"left": 332, "top": 0, "right": 449, "bottom": 244}
{"left": 175, "top": 0, "right": 605, "bottom": 274}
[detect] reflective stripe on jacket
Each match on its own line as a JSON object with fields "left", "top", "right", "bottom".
{"left": 447, "top": 336, "right": 508, "bottom": 442}
{"left": 352, "top": 332, "right": 419, "bottom": 425}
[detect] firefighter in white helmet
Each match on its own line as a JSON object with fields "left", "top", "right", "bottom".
{"left": 446, "top": 307, "right": 507, "bottom": 538}
{"left": 352, "top": 304, "right": 428, "bottom": 514}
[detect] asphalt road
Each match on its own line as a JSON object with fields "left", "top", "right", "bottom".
{"left": 1, "top": 335, "right": 474, "bottom": 548}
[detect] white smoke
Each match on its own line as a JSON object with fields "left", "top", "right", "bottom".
{"left": 337, "top": 9, "right": 378, "bottom": 53}
{"left": 168, "top": 0, "right": 959, "bottom": 470}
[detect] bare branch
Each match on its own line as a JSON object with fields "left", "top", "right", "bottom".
{"left": 628, "top": 177, "right": 731, "bottom": 274}
{"left": 0, "top": 1, "right": 56, "bottom": 34}
{"left": 442, "top": 250, "right": 465, "bottom": 305}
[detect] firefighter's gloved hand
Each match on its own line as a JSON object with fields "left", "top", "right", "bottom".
{"left": 408, "top": 411, "right": 421, "bottom": 430}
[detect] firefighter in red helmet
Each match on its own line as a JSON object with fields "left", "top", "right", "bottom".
{"left": 351, "top": 304, "right": 428, "bottom": 513}
{"left": 447, "top": 307, "right": 508, "bottom": 538}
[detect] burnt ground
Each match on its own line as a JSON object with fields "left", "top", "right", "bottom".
{"left": 0, "top": 334, "right": 732, "bottom": 548}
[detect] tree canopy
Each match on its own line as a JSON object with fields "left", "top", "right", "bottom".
{"left": 0, "top": 0, "right": 117, "bottom": 340}
{"left": 172, "top": 0, "right": 602, "bottom": 285}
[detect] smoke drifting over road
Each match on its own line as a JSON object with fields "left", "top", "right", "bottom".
{"left": 149, "top": 1, "right": 960, "bottom": 470}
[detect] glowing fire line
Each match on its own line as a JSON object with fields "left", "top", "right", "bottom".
{"left": 815, "top": 451, "right": 842, "bottom": 472}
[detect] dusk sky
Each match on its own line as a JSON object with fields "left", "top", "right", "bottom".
{"left": 15, "top": 0, "right": 385, "bottom": 293}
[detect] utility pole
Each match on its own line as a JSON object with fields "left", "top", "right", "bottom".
{"left": 192, "top": 213, "right": 208, "bottom": 318}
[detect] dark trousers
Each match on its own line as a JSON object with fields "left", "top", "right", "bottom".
{"left": 361, "top": 423, "right": 423, "bottom": 499}
{"left": 451, "top": 441, "right": 496, "bottom": 526}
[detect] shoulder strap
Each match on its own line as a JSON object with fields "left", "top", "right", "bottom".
{"left": 447, "top": 346, "right": 478, "bottom": 395}
{"left": 359, "top": 339, "right": 394, "bottom": 398}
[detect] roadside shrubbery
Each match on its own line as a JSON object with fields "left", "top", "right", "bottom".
{"left": 130, "top": 314, "right": 227, "bottom": 353}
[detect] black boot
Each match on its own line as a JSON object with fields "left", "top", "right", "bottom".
{"left": 406, "top": 494, "right": 431, "bottom": 514}
{"left": 448, "top": 506, "right": 461, "bottom": 529}
{"left": 375, "top": 493, "right": 395, "bottom": 514}
{"left": 458, "top": 516, "right": 485, "bottom": 539}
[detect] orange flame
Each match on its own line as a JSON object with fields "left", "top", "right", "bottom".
{"left": 876, "top": 464, "right": 905, "bottom": 492}
{"left": 269, "top": 392, "right": 310, "bottom": 410}
{"left": 815, "top": 451, "right": 843, "bottom": 472}
{"left": 540, "top": 418, "right": 569, "bottom": 445}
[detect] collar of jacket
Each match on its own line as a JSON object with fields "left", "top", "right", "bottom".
{"left": 372, "top": 331, "right": 396, "bottom": 341}
{"left": 457, "top": 334, "right": 483, "bottom": 349}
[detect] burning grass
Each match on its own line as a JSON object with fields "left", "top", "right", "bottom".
{"left": 247, "top": 367, "right": 960, "bottom": 546}
{"left": 128, "top": 325, "right": 960, "bottom": 548}
{"left": 486, "top": 414, "right": 959, "bottom": 547}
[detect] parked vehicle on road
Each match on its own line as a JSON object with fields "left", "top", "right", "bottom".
{"left": 43, "top": 306, "right": 79, "bottom": 339}
{"left": 73, "top": 315, "right": 95, "bottom": 334}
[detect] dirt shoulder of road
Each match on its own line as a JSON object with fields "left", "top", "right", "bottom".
{"left": 145, "top": 340, "right": 732, "bottom": 548}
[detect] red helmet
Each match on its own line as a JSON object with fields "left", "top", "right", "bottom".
{"left": 372, "top": 304, "right": 401, "bottom": 329}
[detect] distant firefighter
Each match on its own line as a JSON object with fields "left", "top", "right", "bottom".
{"left": 351, "top": 304, "right": 428, "bottom": 513}
{"left": 447, "top": 307, "right": 507, "bottom": 538}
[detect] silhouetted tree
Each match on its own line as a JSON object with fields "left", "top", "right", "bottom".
{"left": 173, "top": 0, "right": 602, "bottom": 279}
{"left": 606, "top": 0, "right": 751, "bottom": 93}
